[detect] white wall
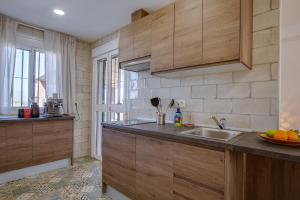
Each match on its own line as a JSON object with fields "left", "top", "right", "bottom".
{"left": 279, "top": 0, "right": 300, "bottom": 130}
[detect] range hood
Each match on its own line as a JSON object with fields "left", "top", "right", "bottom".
{"left": 120, "top": 56, "right": 151, "bottom": 72}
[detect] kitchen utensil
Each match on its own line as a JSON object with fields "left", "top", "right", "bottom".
{"left": 259, "top": 133, "right": 300, "bottom": 147}
{"left": 150, "top": 97, "right": 160, "bottom": 113}
{"left": 159, "top": 98, "right": 162, "bottom": 113}
{"left": 157, "top": 112, "right": 166, "bottom": 125}
{"left": 164, "top": 99, "right": 175, "bottom": 113}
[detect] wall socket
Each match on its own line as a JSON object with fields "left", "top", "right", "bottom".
{"left": 175, "top": 100, "right": 186, "bottom": 108}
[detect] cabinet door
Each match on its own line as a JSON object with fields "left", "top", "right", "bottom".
{"left": 173, "top": 143, "right": 225, "bottom": 200}
{"left": 0, "top": 125, "right": 6, "bottom": 169}
{"left": 33, "top": 120, "right": 73, "bottom": 165}
{"left": 136, "top": 136, "right": 173, "bottom": 200}
{"left": 4, "top": 122, "right": 33, "bottom": 172}
{"left": 119, "top": 24, "right": 134, "bottom": 63}
{"left": 174, "top": 0, "right": 203, "bottom": 69}
{"left": 102, "top": 129, "right": 136, "bottom": 199}
{"left": 133, "top": 15, "right": 152, "bottom": 59}
{"left": 151, "top": 4, "right": 175, "bottom": 73}
{"left": 203, "top": 0, "right": 240, "bottom": 64}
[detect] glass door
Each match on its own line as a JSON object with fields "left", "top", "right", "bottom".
{"left": 91, "top": 49, "right": 127, "bottom": 159}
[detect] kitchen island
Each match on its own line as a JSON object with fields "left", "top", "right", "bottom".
{"left": 102, "top": 122, "right": 300, "bottom": 200}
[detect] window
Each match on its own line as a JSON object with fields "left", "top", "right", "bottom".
{"left": 12, "top": 48, "right": 46, "bottom": 108}
{"left": 110, "top": 56, "right": 124, "bottom": 105}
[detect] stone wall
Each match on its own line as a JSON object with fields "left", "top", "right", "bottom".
{"left": 74, "top": 41, "right": 92, "bottom": 158}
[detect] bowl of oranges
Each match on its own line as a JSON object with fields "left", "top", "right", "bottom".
{"left": 259, "top": 129, "right": 300, "bottom": 146}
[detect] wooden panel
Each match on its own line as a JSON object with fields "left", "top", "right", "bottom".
{"left": 246, "top": 154, "right": 300, "bottom": 200}
{"left": 2, "top": 122, "right": 32, "bottom": 172}
{"left": 174, "top": 0, "right": 203, "bottom": 69}
{"left": 203, "top": 0, "right": 240, "bottom": 64}
{"left": 173, "top": 142, "right": 225, "bottom": 197}
{"left": 102, "top": 128, "right": 136, "bottom": 199}
{"left": 150, "top": 4, "right": 175, "bottom": 73}
{"left": 33, "top": 120, "right": 73, "bottom": 165}
{"left": 133, "top": 14, "right": 152, "bottom": 59}
{"left": 132, "top": 9, "right": 149, "bottom": 22}
{"left": 240, "top": 0, "right": 253, "bottom": 69}
{"left": 224, "top": 150, "right": 245, "bottom": 200}
{"left": 0, "top": 125, "right": 7, "bottom": 168}
{"left": 136, "top": 136, "right": 173, "bottom": 200}
{"left": 174, "top": 177, "right": 224, "bottom": 200}
{"left": 119, "top": 24, "right": 134, "bottom": 63}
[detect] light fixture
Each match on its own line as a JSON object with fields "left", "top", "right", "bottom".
{"left": 53, "top": 9, "right": 65, "bottom": 16}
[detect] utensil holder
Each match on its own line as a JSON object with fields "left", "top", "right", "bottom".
{"left": 157, "top": 113, "right": 166, "bottom": 125}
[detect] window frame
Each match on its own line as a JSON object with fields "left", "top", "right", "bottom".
{"left": 9, "top": 33, "right": 45, "bottom": 114}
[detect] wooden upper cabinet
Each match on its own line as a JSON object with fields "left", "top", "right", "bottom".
{"left": 174, "top": 0, "right": 203, "bottom": 69}
{"left": 133, "top": 14, "right": 151, "bottom": 59}
{"left": 119, "top": 25, "right": 134, "bottom": 63}
{"left": 136, "top": 136, "right": 173, "bottom": 200}
{"left": 202, "top": 0, "right": 241, "bottom": 64}
{"left": 150, "top": 4, "right": 175, "bottom": 73}
{"left": 119, "top": 14, "right": 151, "bottom": 63}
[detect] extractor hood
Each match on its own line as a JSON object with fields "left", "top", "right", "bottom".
{"left": 120, "top": 56, "right": 151, "bottom": 72}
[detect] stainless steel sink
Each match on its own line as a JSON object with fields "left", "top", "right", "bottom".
{"left": 180, "top": 127, "right": 241, "bottom": 142}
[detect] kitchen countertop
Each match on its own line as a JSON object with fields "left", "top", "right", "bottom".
{"left": 102, "top": 122, "right": 300, "bottom": 163}
{"left": 0, "top": 115, "right": 75, "bottom": 123}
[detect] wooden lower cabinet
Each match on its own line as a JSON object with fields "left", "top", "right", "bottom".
{"left": 33, "top": 120, "right": 73, "bottom": 165}
{"left": 173, "top": 143, "right": 225, "bottom": 200}
{"left": 136, "top": 136, "right": 173, "bottom": 200}
{"left": 102, "top": 129, "right": 136, "bottom": 199}
{"left": 0, "top": 122, "right": 33, "bottom": 173}
{"left": 102, "top": 128, "right": 227, "bottom": 200}
{"left": 0, "top": 119, "right": 73, "bottom": 173}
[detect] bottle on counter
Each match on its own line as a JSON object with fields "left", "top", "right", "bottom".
{"left": 174, "top": 107, "right": 183, "bottom": 127}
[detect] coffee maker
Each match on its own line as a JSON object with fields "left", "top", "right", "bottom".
{"left": 43, "top": 93, "right": 64, "bottom": 117}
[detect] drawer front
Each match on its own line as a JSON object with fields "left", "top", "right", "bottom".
{"left": 173, "top": 143, "right": 225, "bottom": 197}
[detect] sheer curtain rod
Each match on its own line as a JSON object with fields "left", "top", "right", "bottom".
{"left": 17, "top": 22, "right": 45, "bottom": 32}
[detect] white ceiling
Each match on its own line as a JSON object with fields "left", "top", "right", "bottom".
{"left": 0, "top": 0, "right": 174, "bottom": 42}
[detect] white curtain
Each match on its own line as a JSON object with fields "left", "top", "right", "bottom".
{"left": 0, "top": 16, "right": 17, "bottom": 114}
{"left": 44, "top": 30, "right": 76, "bottom": 114}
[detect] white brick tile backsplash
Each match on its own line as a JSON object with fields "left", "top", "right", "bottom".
{"left": 182, "top": 99, "right": 203, "bottom": 112}
{"left": 217, "top": 114, "right": 251, "bottom": 129}
{"left": 151, "top": 88, "right": 170, "bottom": 99}
{"left": 190, "top": 112, "right": 216, "bottom": 126}
{"left": 251, "top": 81, "right": 278, "bottom": 98}
{"left": 203, "top": 99, "right": 232, "bottom": 113}
{"left": 253, "top": 28, "right": 278, "bottom": 48}
{"left": 250, "top": 115, "right": 278, "bottom": 131}
{"left": 271, "top": 98, "right": 279, "bottom": 115}
{"left": 180, "top": 76, "right": 204, "bottom": 86}
{"left": 233, "top": 64, "right": 271, "bottom": 82}
{"left": 170, "top": 87, "right": 191, "bottom": 99}
{"left": 146, "top": 77, "right": 161, "bottom": 89}
{"left": 191, "top": 85, "right": 217, "bottom": 99}
{"left": 232, "top": 99, "right": 270, "bottom": 115}
{"left": 218, "top": 83, "right": 250, "bottom": 98}
{"left": 204, "top": 72, "right": 232, "bottom": 85}
{"left": 161, "top": 78, "right": 181, "bottom": 88}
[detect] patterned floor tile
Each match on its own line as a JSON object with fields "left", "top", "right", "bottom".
{"left": 0, "top": 157, "right": 111, "bottom": 200}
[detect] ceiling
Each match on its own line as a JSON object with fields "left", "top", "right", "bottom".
{"left": 0, "top": 0, "right": 174, "bottom": 42}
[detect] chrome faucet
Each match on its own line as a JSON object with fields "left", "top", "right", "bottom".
{"left": 210, "top": 116, "right": 226, "bottom": 130}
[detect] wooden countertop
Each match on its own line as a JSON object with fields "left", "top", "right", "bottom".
{"left": 103, "top": 122, "right": 300, "bottom": 163}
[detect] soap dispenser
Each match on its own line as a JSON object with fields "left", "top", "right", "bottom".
{"left": 174, "top": 106, "right": 183, "bottom": 127}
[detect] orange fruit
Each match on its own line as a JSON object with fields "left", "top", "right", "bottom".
{"left": 287, "top": 131, "right": 299, "bottom": 141}
{"left": 273, "top": 130, "right": 288, "bottom": 141}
